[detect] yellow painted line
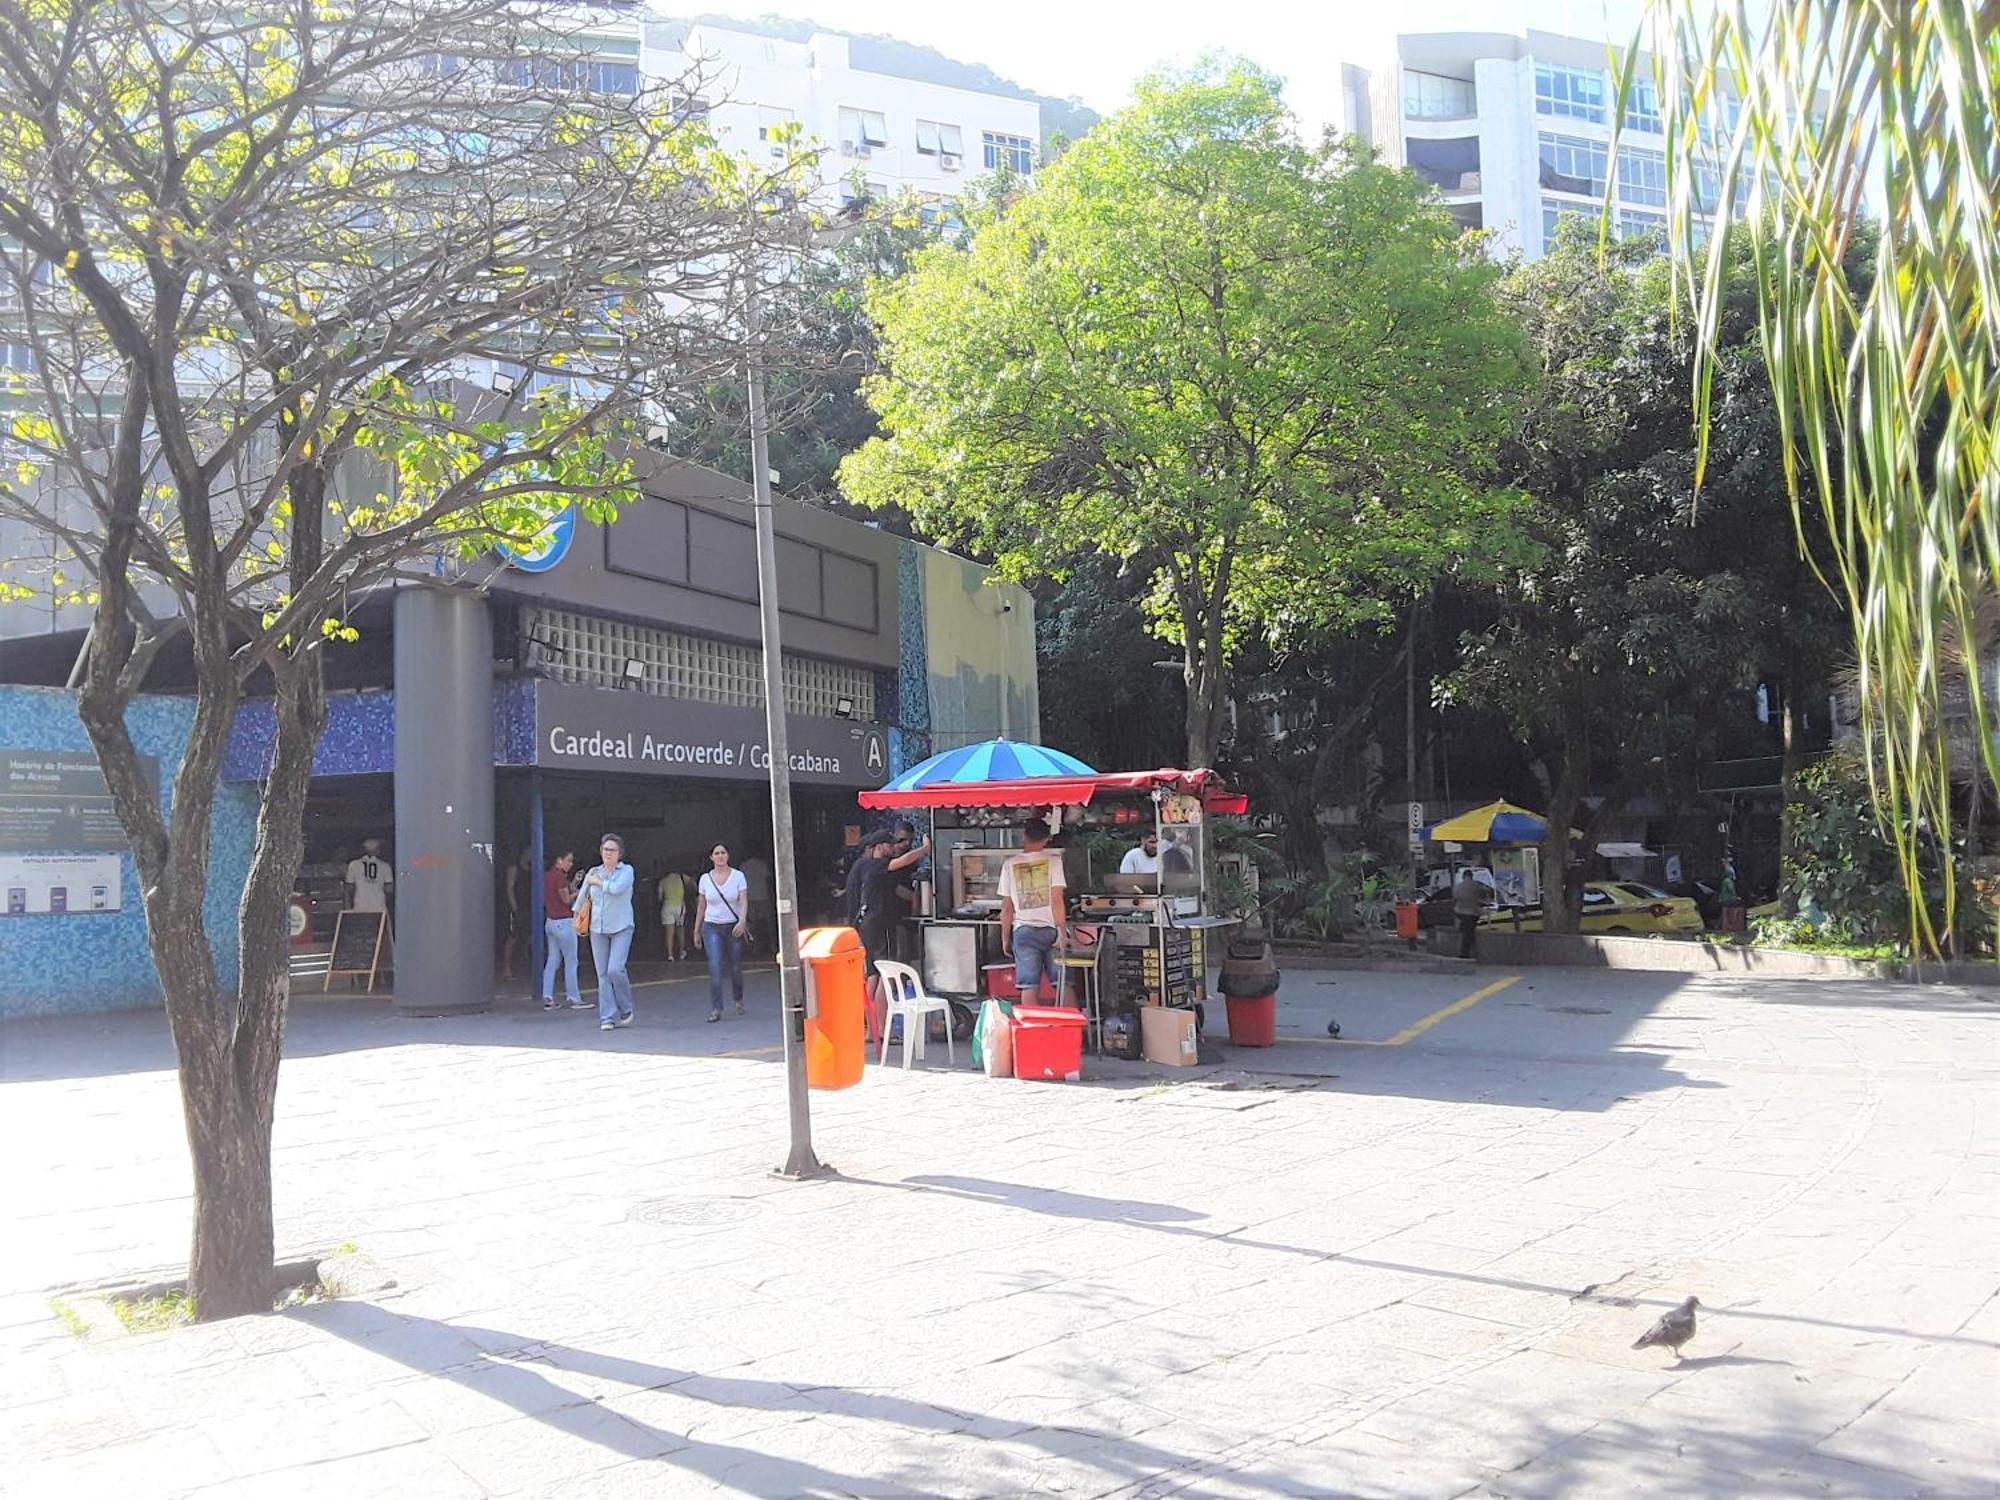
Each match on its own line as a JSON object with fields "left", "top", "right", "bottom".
{"left": 715, "top": 1045, "right": 784, "bottom": 1059}
{"left": 1290, "top": 974, "right": 1522, "bottom": 1048}
{"left": 1382, "top": 974, "right": 1520, "bottom": 1045}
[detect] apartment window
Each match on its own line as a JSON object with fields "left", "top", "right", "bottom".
{"left": 983, "top": 131, "right": 1033, "bottom": 175}
{"left": 1402, "top": 70, "right": 1475, "bottom": 119}
{"left": 1623, "top": 79, "right": 1662, "bottom": 133}
{"left": 1541, "top": 198, "right": 1589, "bottom": 245}
{"left": 838, "top": 106, "right": 889, "bottom": 149}
{"left": 916, "top": 119, "right": 964, "bottom": 159}
{"left": 756, "top": 106, "right": 794, "bottom": 142}
{"left": 1539, "top": 134, "right": 1608, "bottom": 197}
{"left": 0, "top": 342, "right": 38, "bottom": 372}
{"left": 520, "top": 606, "right": 874, "bottom": 719}
{"left": 1618, "top": 208, "right": 1667, "bottom": 244}
{"left": 1617, "top": 146, "right": 1667, "bottom": 207}
{"left": 0, "top": 256, "right": 52, "bottom": 310}
{"left": 1406, "top": 136, "right": 1480, "bottom": 193}
{"left": 1535, "top": 63, "right": 1606, "bottom": 123}
{"left": 588, "top": 59, "right": 638, "bottom": 96}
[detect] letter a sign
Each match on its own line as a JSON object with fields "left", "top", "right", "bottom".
{"left": 865, "top": 734, "right": 885, "bottom": 771}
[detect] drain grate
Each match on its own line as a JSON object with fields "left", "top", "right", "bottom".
{"left": 628, "top": 1196, "right": 762, "bottom": 1228}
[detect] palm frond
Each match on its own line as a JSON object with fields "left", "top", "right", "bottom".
{"left": 1645, "top": 1, "right": 2000, "bottom": 958}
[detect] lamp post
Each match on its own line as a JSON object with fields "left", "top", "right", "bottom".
{"left": 743, "top": 267, "right": 823, "bottom": 1179}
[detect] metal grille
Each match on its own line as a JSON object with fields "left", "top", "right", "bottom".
{"left": 522, "top": 605, "right": 874, "bottom": 720}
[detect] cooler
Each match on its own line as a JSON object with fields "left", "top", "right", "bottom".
{"left": 1011, "top": 1004, "right": 1086, "bottom": 1081}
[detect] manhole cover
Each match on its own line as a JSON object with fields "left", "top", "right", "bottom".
{"left": 628, "top": 1197, "right": 761, "bottom": 1227}
{"left": 1547, "top": 1006, "right": 1612, "bottom": 1016}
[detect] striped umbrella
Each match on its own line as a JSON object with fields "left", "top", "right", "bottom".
{"left": 879, "top": 737, "right": 1097, "bottom": 794}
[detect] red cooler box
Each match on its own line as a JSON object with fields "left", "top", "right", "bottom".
{"left": 983, "top": 963, "right": 1058, "bottom": 1003}
{"left": 1011, "top": 1005, "right": 1086, "bottom": 1081}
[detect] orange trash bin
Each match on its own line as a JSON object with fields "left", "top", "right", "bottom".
{"left": 800, "top": 926, "right": 867, "bottom": 1091}
{"left": 1394, "top": 901, "right": 1420, "bottom": 943}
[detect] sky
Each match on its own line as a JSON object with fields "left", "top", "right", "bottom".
{"left": 675, "top": 0, "right": 1653, "bottom": 134}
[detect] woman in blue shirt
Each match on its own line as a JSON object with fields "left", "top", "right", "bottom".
{"left": 582, "top": 833, "right": 637, "bottom": 1030}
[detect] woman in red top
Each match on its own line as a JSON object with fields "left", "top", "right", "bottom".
{"left": 541, "top": 851, "right": 585, "bottom": 1011}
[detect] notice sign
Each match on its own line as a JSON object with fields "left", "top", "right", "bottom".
{"left": 533, "top": 680, "right": 890, "bottom": 788}
{"left": 0, "top": 750, "right": 156, "bottom": 851}
{"left": 1, "top": 852, "right": 123, "bottom": 915}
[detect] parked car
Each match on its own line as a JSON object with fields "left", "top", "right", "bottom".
{"left": 1477, "top": 881, "right": 1703, "bottom": 935}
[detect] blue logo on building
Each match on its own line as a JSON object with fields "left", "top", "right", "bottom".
{"left": 498, "top": 504, "right": 577, "bottom": 574}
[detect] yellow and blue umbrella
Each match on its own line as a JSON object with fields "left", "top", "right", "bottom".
{"left": 1425, "top": 800, "right": 1557, "bottom": 844}
{"left": 879, "top": 737, "right": 1096, "bottom": 794}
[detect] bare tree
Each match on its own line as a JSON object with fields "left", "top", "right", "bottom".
{"left": 0, "top": 0, "right": 819, "bottom": 1316}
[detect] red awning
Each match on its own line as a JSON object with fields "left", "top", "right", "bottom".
{"left": 859, "top": 767, "right": 1246, "bottom": 814}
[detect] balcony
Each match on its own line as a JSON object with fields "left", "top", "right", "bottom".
{"left": 1407, "top": 136, "right": 1482, "bottom": 197}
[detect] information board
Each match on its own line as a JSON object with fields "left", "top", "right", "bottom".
{"left": 324, "top": 910, "right": 390, "bottom": 992}
{"left": 0, "top": 751, "right": 157, "bottom": 851}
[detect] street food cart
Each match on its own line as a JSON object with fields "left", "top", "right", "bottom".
{"left": 858, "top": 765, "right": 1249, "bottom": 1038}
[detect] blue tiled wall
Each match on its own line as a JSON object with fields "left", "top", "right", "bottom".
{"left": 223, "top": 679, "right": 535, "bottom": 781}
{"left": 893, "top": 541, "right": 932, "bottom": 776}
{"left": 0, "top": 686, "right": 258, "bottom": 1017}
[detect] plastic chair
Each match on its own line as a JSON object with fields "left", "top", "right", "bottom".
{"left": 873, "top": 960, "right": 955, "bottom": 1069}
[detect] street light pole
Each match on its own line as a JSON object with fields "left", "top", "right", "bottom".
{"left": 744, "top": 268, "right": 823, "bottom": 1179}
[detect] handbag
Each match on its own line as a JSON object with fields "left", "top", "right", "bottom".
{"left": 573, "top": 891, "right": 591, "bottom": 936}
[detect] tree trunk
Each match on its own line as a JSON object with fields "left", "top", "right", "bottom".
{"left": 1540, "top": 762, "right": 1586, "bottom": 936}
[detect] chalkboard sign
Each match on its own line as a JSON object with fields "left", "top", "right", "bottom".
{"left": 324, "top": 910, "right": 389, "bottom": 992}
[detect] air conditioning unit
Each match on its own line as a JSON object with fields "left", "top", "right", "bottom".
{"left": 854, "top": 145, "right": 873, "bottom": 158}
{"left": 940, "top": 153, "right": 960, "bottom": 171}
{"left": 839, "top": 140, "right": 857, "bottom": 156}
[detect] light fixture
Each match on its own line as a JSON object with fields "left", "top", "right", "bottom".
{"left": 621, "top": 657, "right": 646, "bottom": 688}
{"left": 490, "top": 369, "right": 518, "bottom": 397}
{"left": 834, "top": 696, "right": 856, "bottom": 720}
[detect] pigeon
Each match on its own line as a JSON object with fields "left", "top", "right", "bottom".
{"left": 1326, "top": 1019, "right": 1342, "bottom": 1038}
{"left": 1632, "top": 1295, "right": 1701, "bottom": 1358}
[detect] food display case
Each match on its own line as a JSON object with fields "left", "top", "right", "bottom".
{"left": 859, "top": 768, "right": 1248, "bottom": 1031}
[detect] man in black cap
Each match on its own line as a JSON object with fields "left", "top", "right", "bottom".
{"left": 845, "top": 824, "right": 932, "bottom": 1006}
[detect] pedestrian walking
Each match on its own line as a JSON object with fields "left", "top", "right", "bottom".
{"left": 501, "top": 848, "right": 531, "bottom": 981}
{"left": 582, "top": 834, "right": 636, "bottom": 1031}
{"left": 696, "top": 842, "right": 749, "bottom": 1022}
{"left": 540, "top": 850, "right": 586, "bottom": 1011}
{"left": 740, "top": 853, "right": 774, "bottom": 954}
{"left": 657, "top": 865, "right": 690, "bottom": 962}
{"left": 1452, "top": 868, "right": 1486, "bottom": 962}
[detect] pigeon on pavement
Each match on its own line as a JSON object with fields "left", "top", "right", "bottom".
{"left": 1632, "top": 1295, "right": 1701, "bottom": 1358}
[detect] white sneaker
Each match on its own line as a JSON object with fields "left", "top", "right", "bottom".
{"left": 599, "top": 1021, "right": 614, "bottom": 1032}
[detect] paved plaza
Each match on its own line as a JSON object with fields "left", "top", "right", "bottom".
{"left": 2, "top": 961, "right": 1996, "bottom": 1498}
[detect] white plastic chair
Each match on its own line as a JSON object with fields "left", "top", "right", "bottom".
{"left": 874, "top": 960, "right": 954, "bottom": 1069}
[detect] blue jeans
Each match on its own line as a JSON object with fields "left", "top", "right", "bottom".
{"left": 543, "top": 918, "right": 581, "bottom": 1006}
{"left": 1013, "top": 924, "right": 1060, "bottom": 996}
{"left": 703, "top": 923, "right": 744, "bottom": 1012}
{"left": 591, "top": 927, "right": 634, "bottom": 1022}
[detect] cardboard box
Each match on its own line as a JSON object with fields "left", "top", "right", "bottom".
{"left": 1140, "top": 1005, "right": 1199, "bottom": 1067}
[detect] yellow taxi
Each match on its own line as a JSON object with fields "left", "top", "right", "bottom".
{"left": 1479, "top": 881, "right": 1704, "bottom": 934}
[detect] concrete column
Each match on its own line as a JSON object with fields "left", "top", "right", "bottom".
{"left": 393, "top": 586, "right": 494, "bottom": 1015}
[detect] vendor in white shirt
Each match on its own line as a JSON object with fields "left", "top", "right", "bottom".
{"left": 1119, "top": 832, "right": 1164, "bottom": 877}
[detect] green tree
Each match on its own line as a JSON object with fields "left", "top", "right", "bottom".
{"left": 0, "top": 0, "right": 805, "bottom": 1316}
{"left": 1449, "top": 226, "right": 1767, "bottom": 932}
{"left": 1645, "top": 1, "right": 2000, "bottom": 955}
{"left": 841, "top": 61, "right": 1532, "bottom": 768}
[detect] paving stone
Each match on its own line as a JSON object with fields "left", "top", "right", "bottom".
{"left": 4, "top": 968, "right": 1996, "bottom": 1497}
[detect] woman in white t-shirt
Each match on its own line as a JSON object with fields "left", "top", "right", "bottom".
{"left": 695, "top": 842, "right": 750, "bottom": 1022}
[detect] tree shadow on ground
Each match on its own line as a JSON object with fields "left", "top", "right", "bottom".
{"left": 842, "top": 1174, "right": 1998, "bottom": 1355}
{"left": 298, "top": 1301, "right": 1308, "bottom": 1497}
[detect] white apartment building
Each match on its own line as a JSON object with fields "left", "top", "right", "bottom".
{"left": 1339, "top": 29, "right": 1754, "bottom": 261}
{"left": 648, "top": 23, "right": 1043, "bottom": 211}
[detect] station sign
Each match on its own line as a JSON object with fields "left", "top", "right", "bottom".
{"left": 533, "top": 679, "right": 889, "bottom": 787}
